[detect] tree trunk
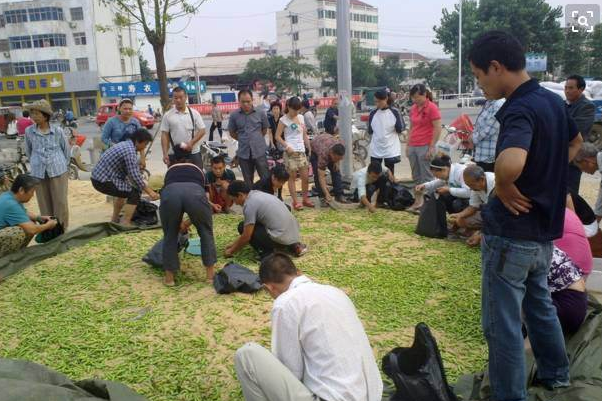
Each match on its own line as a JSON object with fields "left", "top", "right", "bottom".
{"left": 152, "top": 43, "right": 170, "bottom": 110}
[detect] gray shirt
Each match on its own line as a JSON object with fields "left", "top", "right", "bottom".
{"left": 243, "top": 190, "right": 300, "bottom": 245}
{"left": 228, "top": 107, "right": 269, "bottom": 159}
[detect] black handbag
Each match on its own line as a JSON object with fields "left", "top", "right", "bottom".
{"left": 213, "top": 263, "right": 262, "bottom": 294}
{"left": 382, "top": 323, "right": 458, "bottom": 401}
{"left": 415, "top": 195, "right": 448, "bottom": 238}
{"left": 132, "top": 199, "right": 158, "bottom": 226}
{"left": 388, "top": 183, "right": 415, "bottom": 211}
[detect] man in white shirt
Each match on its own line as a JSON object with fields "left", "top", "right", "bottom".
{"left": 351, "top": 161, "right": 396, "bottom": 213}
{"left": 160, "top": 87, "right": 206, "bottom": 168}
{"left": 449, "top": 164, "right": 495, "bottom": 246}
{"left": 234, "top": 253, "right": 383, "bottom": 401}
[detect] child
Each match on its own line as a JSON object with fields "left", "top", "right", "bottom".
{"left": 205, "top": 155, "right": 236, "bottom": 213}
{"left": 275, "top": 97, "right": 314, "bottom": 211}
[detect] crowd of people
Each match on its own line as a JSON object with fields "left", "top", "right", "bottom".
{"left": 2, "top": 28, "right": 602, "bottom": 401}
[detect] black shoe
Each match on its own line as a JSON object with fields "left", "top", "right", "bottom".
{"left": 335, "top": 195, "right": 351, "bottom": 204}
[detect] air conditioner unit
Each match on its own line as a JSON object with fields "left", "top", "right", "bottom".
{"left": 69, "top": 22, "right": 77, "bottom": 29}
{"left": 2, "top": 52, "right": 9, "bottom": 58}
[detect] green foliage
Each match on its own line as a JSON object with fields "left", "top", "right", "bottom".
{"left": 434, "top": 0, "right": 563, "bottom": 86}
{"left": 139, "top": 55, "right": 153, "bottom": 81}
{"left": 589, "top": 24, "right": 602, "bottom": 78}
{"left": 0, "top": 209, "right": 486, "bottom": 400}
{"left": 315, "top": 43, "right": 378, "bottom": 88}
{"left": 376, "top": 57, "right": 408, "bottom": 90}
{"left": 238, "top": 55, "right": 318, "bottom": 94}
{"left": 414, "top": 61, "right": 459, "bottom": 93}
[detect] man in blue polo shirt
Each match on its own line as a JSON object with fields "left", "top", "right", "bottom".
{"left": 469, "top": 31, "right": 583, "bottom": 401}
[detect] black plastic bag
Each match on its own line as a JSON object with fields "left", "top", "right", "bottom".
{"left": 388, "top": 183, "right": 415, "bottom": 211}
{"left": 415, "top": 195, "right": 448, "bottom": 238}
{"left": 382, "top": 323, "right": 457, "bottom": 401}
{"left": 213, "top": 263, "right": 262, "bottom": 294}
{"left": 142, "top": 233, "right": 189, "bottom": 269}
{"left": 34, "top": 219, "right": 64, "bottom": 244}
{"left": 132, "top": 199, "right": 158, "bottom": 226}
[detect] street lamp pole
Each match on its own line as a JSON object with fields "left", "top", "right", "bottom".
{"left": 458, "top": 0, "right": 463, "bottom": 101}
{"left": 336, "top": 0, "right": 353, "bottom": 180}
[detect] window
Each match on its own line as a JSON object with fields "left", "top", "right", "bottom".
{"left": 36, "top": 59, "right": 70, "bottom": 73}
{"left": 70, "top": 7, "right": 83, "bottom": 21}
{"left": 76, "top": 57, "right": 89, "bottom": 71}
{"left": 0, "top": 63, "right": 13, "bottom": 77}
{"left": 318, "top": 9, "right": 324, "bottom": 19}
{"left": 292, "top": 32, "right": 299, "bottom": 41}
{"left": 73, "top": 32, "right": 87, "bottom": 45}
{"left": 0, "top": 15, "right": 6, "bottom": 27}
{"left": 28, "top": 7, "right": 63, "bottom": 21}
{"left": 0, "top": 40, "right": 9, "bottom": 52}
{"left": 323, "top": 28, "right": 336, "bottom": 37}
{"left": 291, "top": 15, "right": 298, "bottom": 24}
{"left": 5, "top": 9, "right": 28, "bottom": 23}
{"left": 32, "top": 34, "right": 67, "bottom": 48}
{"left": 9, "top": 36, "right": 32, "bottom": 50}
{"left": 14, "top": 61, "right": 35, "bottom": 75}
{"left": 319, "top": 28, "right": 324, "bottom": 37}
{"left": 325, "top": 10, "right": 336, "bottom": 19}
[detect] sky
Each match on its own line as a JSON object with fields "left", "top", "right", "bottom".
{"left": 139, "top": 0, "right": 602, "bottom": 70}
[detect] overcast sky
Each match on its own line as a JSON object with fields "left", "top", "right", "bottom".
{"left": 139, "top": 0, "right": 601, "bottom": 70}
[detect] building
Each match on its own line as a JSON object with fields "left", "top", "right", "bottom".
{"left": 378, "top": 51, "right": 429, "bottom": 70}
{"left": 276, "top": 0, "right": 379, "bottom": 69}
{"left": 0, "top": 0, "right": 139, "bottom": 116}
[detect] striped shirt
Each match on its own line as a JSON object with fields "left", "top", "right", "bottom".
{"left": 91, "top": 140, "right": 145, "bottom": 192}
{"left": 472, "top": 99, "right": 505, "bottom": 163}
{"left": 24, "top": 124, "right": 70, "bottom": 179}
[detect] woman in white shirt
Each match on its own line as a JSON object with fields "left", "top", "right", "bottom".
{"left": 368, "top": 90, "right": 405, "bottom": 174}
{"left": 410, "top": 154, "right": 471, "bottom": 214}
{"left": 275, "top": 97, "right": 314, "bottom": 211}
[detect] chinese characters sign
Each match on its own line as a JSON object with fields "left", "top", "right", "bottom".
{"left": 0, "top": 73, "right": 64, "bottom": 96}
{"left": 526, "top": 53, "right": 548, "bottom": 72}
{"left": 99, "top": 80, "right": 206, "bottom": 97}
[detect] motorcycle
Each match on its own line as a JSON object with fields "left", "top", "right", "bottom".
{"left": 65, "top": 127, "right": 89, "bottom": 180}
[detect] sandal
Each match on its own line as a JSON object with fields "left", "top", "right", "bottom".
{"left": 292, "top": 202, "right": 304, "bottom": 211}
{"left": 302, "top": 199, "right": 315, "bottom": 208}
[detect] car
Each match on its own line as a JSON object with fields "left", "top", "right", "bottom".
{"left": 96, "top": 103, "right": 155, "bottom": 129}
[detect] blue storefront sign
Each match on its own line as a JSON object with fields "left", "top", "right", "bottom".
{"left": 526, "top": 53, "right": 547, "bottom": 72}
{"left": 100, "top": 80, "right": 206, "bottom": 97}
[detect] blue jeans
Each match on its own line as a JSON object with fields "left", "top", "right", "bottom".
{"left": 481, "top": 235, "right": 569, "bottom": 401}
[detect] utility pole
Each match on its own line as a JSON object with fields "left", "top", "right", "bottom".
{"left": 458, "top": 0, "right": 463, "bottom": 102}
{"left": 337, "top": 0, "right": 353, "bottom": 180}
{"left": 194, "top": 61, "right": 201, "bottom": 104}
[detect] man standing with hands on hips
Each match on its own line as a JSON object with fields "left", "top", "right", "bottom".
{"left": 160, "top": 87, "right": 206, "bottom": 168}
{"left": 469, "top": 31, "right": 583, "bottom": 401}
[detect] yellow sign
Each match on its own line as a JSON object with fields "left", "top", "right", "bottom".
{"left": 0, "top": 73, "right": 64, "bottom": 96}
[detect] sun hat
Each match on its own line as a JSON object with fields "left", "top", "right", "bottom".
{"left": 24, "top": 99, "right": 53, "bottom": 116}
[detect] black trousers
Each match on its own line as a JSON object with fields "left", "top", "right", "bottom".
{"left": 310, "top": 152, "right": 343, "bottom": 198}
{"left": 371, "top": 156, "right": 401, "bottom": 175}
{"left": 439, "top": 192, "right": 469, "bottom": 214}
{"left": 353, "top": 174, "right": 389, "bottom": 204}
{"left": 91, "top": 178, "right": 141, "bottom": 205}
{"left": 567, "top": 163, "right": 582, "bottom": 193}
{"left": 239, "top": 155, "right": 269, "bottom": 187}
{"left": 238, "top": 221, "right": 276, "bottom": 257}
{"left": 476, "top": 161, "right": 495, "bottom": 173}
{"left": 209, "top": 121, "right": 223, "bottom": 141}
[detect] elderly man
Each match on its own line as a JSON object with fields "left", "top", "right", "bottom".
{"left": 574, "top": 142, "right": 602, "bottom": 220}
{"left": 565, "top": 74, "right": 596, "bottom": 192}
{"left": 449, "top": 164, "right": 495, "bottom": 246}
{"left": 228, "top": 90, "right": 270, "bottom": 186}
{"left": 0, "top": 174, "right": 59, "bottom": 258}
{"left": 310, "top": 133, "right": 349, "bottom": 206}
{"left": 234, "top": 253, "right": 383, "bottom": 401}
{"left": 92, "top": 129, "right": 159, "bottom": 225}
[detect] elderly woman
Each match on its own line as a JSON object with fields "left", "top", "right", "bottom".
{"left": 24, "top": 100, "right": 70, "bottom": 229}
{"left": 160, "top": 145, "right": 217, "bottom": 286}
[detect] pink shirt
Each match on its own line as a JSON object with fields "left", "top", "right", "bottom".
{"left": 554, "top": 208, "right": 593, "bottom": 275}
{"left": 16, "top": 117, "right": 34, "bottom": 136}
{"left": 408, "top": 100, "right": 441, "bottom": 147}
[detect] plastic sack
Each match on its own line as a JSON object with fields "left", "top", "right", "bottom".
{"left": 213, "top": 263, "right": 262, "bottom": 294}
{"left": 415, "top": 195, "right": 448, "bottom": 238}
{"left": 382, "top": 322, "right": 458, "bottom": 401}
{"left": 142, "top": 233, "right": 189, "bottom": 269}
{"left": 132, "top": 199, "right": 158, "bottom": 226}
{"left": 387, "top": 183, "right": 415, "bottom": 211}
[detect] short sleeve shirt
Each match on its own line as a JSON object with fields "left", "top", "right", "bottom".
{"left": 160, "top": 107, "right": 206, "bottom": 154}
{"left": 310, "top": 133, "right": 343, "bottom": 170}
{"left": 228, "top": 107, "right": 269, "bottom": 159}
{"left": 243, "top": 190, "right": 300, "bottom": 245}
{"left": 0, "top": 191, "right": 29, "bottom": 229}
{"left": 482, "top": 79, "right": 579, "bottom": 241}
{"left": 102, "top": 117, "right": 141, "bottom": 145}
{"left": 351, "top": 166, "right": 389, "bottom": 199}
{"left": 469, "top": 172, "right": 495, "bottom": 208}
{"left": 408, "top": 100, "right": 441, "bottom": 147}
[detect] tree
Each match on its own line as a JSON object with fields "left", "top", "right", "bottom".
{"left": 414, "top": 61, "right": 459, "bottom": 93}
{"left": 434, "top": 0, "right": 563, "bottom": 89}
{"left": 589, "top": 24, "right": 602, "bottom": 78}
{"left": 315, "top": 43, "right": 378, "bottom": 88}
{"left": 560, "top": 27, "right": 589, "bottom": 76}
{"left": 376, "top": 57, "right": 407, "bottom": 90}
{"left": 238, "top": 55, "right": 317, "bottom": 94}
{"left": 100, "top": 0, "right": 209, "bottom": 108}
{"left": 139, "top": 55, "right": 153, "bottom": 81}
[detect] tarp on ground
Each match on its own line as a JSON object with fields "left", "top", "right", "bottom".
{"left": 0, "top": 358, "right": 147, "bottom": 401}
{"left": 0, "top": 222, "right": 159, "bottom": 281}
{"left": 454, "top": 296, "right": 602, "bottom": 401}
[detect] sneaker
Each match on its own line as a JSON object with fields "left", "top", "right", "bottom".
{"left": 291, "top": 243, "right": 308, "bottom": 257}
{"left": 320, "top": 198, "right": 329, "bottom": 207}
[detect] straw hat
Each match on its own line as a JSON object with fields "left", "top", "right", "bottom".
{"left": 24, "top": 99, "right": 53, "bottom": 116}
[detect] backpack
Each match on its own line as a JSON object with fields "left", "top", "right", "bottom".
{"left": 131, "top": 199, "right": 158, "bottom": 226}
{"left": 382, "top": 323, "right": 458, "bottom": 401}
{"left": 415, "top": 195, "right": 448, "bottom": 238}
{"left": 387, "top": 183, "right": 415, "bottom": 211}
{"left": 213, "top": 263, "right": 262, "bottom": 294}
